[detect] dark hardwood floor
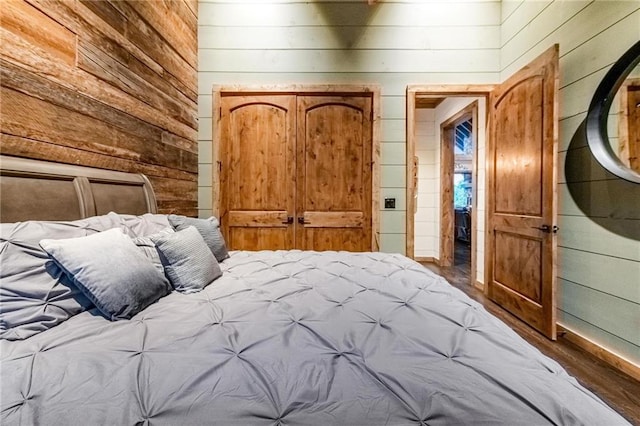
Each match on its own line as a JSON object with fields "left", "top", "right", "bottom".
{"left": 421, "top": 242, "right": 640, "bottom": 425}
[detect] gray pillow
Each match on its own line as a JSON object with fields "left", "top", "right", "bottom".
{"left": 132, "top": 227, "right": 175, "bottom": 276}
{"left": 151, "top": 226, "right": 222, "bottom": 294}
{"left": 0, "top": 214, "right": 123, "bottom": 340}
{"left": 116, "top": 213, "right": 172, "bottom": 238}
{"left": 168, "top": 215, "right": 229, "bottom": 262}
{"left": 40, "top": 228, "right": 171, "bottom": 321}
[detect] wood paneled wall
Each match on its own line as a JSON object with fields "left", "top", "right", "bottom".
{"left": 0, "top": 0, "right": 198, "bottom": 216}
{"left": 501, "top": 1, "right": 640, "bottom": 366}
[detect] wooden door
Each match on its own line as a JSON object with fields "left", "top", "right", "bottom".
{"left": 296, "top": 95, "right": 373, "bottom": 251}
{"left": 486, "top": 45, "right": 559, "bottom": 339}
{"left": 620, "top": 79, "right": 640, "bottom": 173}
{"left": 219, "top": 95, "right": 296, "bottom": 250}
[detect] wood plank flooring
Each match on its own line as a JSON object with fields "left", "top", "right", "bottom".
{"left": 421, "top": 242, "right": 640, "bottom": 425}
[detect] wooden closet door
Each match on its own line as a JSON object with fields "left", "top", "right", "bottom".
{"left": 219, "top": 95, "right": 296, "bottom": 250}
{"left": 296, "top": 95, "right": 373, "bottom": 251}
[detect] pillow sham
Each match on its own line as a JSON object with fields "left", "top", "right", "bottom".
{"left": 40, "top": 228, "right": 171, "bottom": 321}
{"left": 168, "top": 215, "right": 229, "bottom": 262}
{"left": 151, "top": 226, "right": 222, "bottom": 294}
{"left": 116, "top": 213, "right": 172, "bottom": 238}
{"left": 0, "top": 214, "right": 123, "bottom": 340}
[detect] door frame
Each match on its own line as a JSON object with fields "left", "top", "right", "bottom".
{"left": 439, "top": 102, "right": 478, "bottom": 269}
{"left": 406, "top": 85, "right": 493, "bottom": 287}
{"left": 212, "top": 84, "right": 382, "bottom": 250}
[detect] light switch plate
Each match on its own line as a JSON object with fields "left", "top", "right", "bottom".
{"left": 384, "top": 198, "right": 396, "bottom": 209}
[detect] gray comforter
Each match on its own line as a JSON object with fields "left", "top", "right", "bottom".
{"left": 1, "top": 250, "right": 629, "bottom": 425}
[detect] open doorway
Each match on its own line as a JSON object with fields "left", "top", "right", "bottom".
{"left": 406, "top": 85, "right": 493, "bottom": 289}
{"left": 407, "top": 48, "right": 558, "bottom": 339}
{"left": 440, "top": 105, "right": 476, "bottom": 277}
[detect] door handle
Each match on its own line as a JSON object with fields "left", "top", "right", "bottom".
{"left": 297, "top": 216, "right": 310, "bottom": 225}
{"left": 282, "top": 216, "right": 293, "bottom": 225}
{"left": 531, "top": 225, "right": 559, "bottom": 233}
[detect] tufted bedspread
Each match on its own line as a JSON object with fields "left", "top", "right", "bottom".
{"left": 1, "top": 250, "right": 629, "bottom": 425}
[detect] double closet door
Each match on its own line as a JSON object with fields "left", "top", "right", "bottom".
{"left": 218, "top": 92, "right": 374, "bottom": 252}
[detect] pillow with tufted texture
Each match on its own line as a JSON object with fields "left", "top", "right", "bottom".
{"left": 0, "top": 214, "right": 122, "bottom": 340}
{"left": 116, "top": 213, "right": 172, "bottom": 238}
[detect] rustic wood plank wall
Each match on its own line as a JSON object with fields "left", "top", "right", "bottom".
{"left": 0, "top": 0, "right": 198, "bottom": 216}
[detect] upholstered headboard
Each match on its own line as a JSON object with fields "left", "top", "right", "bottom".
{"left": 0, "top": 156, "right": 157, "bottom": 223}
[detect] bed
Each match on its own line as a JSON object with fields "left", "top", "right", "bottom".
{"left": 0, "top": 156, "right": 630, "bottom": 425}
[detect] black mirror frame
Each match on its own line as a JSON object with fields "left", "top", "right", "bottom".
{"left": 586, "top": 39, "right": 640, "bottom": 184}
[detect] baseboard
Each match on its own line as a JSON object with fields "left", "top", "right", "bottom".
{"left": 474, "top": 280, "right": 484, "bottom": 291}
{"left": 415, "top": 256, "right": 439, "bottom": 265}
{"left": 557, "top": 324, "right": 640, "bottom": 382}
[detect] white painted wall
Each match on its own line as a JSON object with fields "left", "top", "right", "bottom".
{"left": 500, "top": 0, "right": 640, "bottom": 365}
{"left": 415, "top": 108, "right": 438, "bottom": 259}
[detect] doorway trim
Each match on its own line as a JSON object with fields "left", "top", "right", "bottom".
{"left": 439, "top": 102, "right": 477, "bottom": 269}
{"left": 212, "top": 84, "right": 382, "bottom": 250}
{"left": 406, "top": 85, "right": 493, "bottom": 287}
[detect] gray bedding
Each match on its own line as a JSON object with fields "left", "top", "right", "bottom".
{"left": 1, "top": 249, "right": 629, "bottom": 425}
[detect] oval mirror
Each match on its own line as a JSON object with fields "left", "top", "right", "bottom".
{"left": 586, "top": 40, "right": 640, "bottom": 183}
